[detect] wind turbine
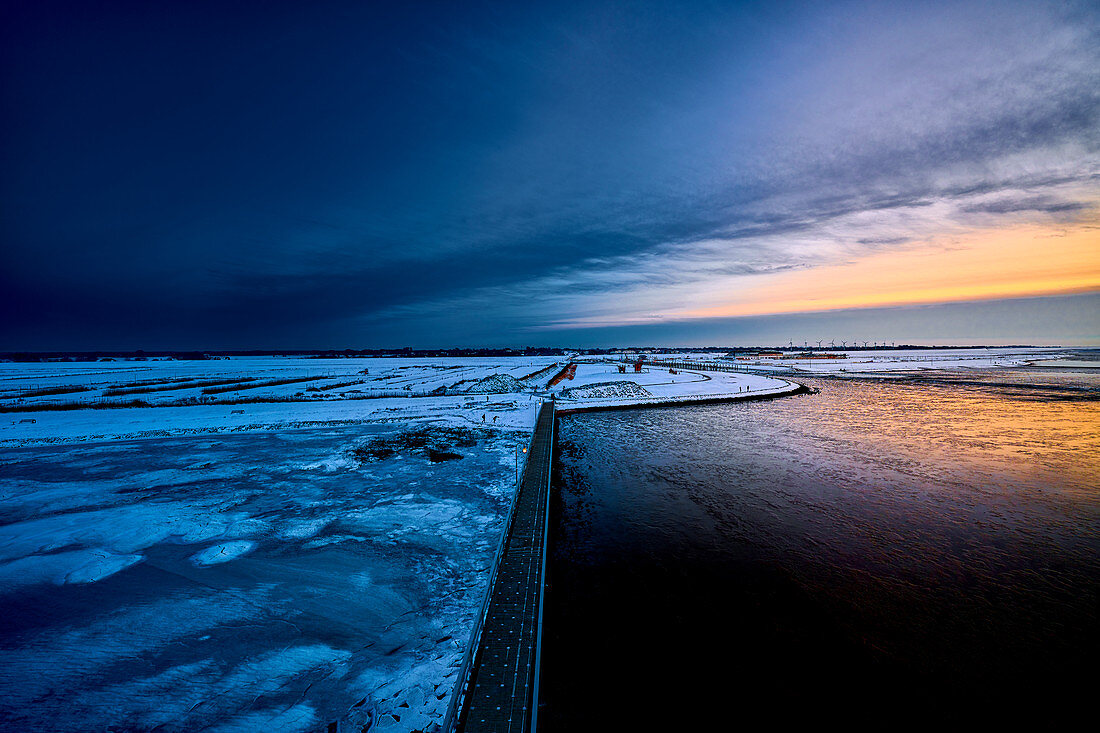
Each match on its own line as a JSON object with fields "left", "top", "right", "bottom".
{"left": 816, "top": 340, "right": 823, "bottom": 349}
{"left": 841, "top": 341, "right": 847, "bottom": 349}
{"left": 863, "top": 341, "right": 869, "bottom": 348}
{"left": 829, "top": 340, "right": 836, "bottom": 349}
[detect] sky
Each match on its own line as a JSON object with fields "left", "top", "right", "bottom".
{"left": 2, "top": 0, "right": 1098, "bottom": 350}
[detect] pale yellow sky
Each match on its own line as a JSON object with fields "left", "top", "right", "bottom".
{"left": 676, "top": 219, "right": 1100, "bottom": 320}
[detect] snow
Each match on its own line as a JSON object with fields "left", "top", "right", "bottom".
{"left": 63, "top": 550, "right": 145, "bottom": 584}
{"left": 1027, "top": 359, "right": 1100, "bottom": 368}
{"left": 277, "top": 518, "right": 330, "bottom": 539}
{"left": 560, "top": 380, "right": 653, "bottom": 400}
{"left": 0, "top": 391, "right": 543, "bottom": 448}
{"left": 456, "top": 373, "right": 527, "bottom": 394}
{"left": 190, "top": 540, "right": 257, "bottom": 566}
{"left": 0, "top": 356, "right": 557, "bottom": 413}
{"left": 0, "top": 548, "right": 143, "bottom": 587}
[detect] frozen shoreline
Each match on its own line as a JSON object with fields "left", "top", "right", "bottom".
{"left": 0, "top": 351, "right": 1077, "bottom": 731}
{"left": 555, "top": 382, "right": 808, "bottom": 412}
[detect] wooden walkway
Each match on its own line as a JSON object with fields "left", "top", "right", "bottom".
{"left": 452, "top": 402, "right": 555, "bottom": 733}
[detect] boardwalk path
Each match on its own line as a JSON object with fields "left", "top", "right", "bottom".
{"left": 453, "top": 402, "right": 555, "bottom": 733}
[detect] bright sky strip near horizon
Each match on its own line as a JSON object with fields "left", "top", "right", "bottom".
{"left": 1, "top": 0, "right": 1098, "bottom": 349}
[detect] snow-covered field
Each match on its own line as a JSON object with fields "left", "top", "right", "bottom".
{"left": 0, "top": 357, "right": 554, "bottom": 732}
{"left": 0, "top": 357, "right": 554, "bottom": 448}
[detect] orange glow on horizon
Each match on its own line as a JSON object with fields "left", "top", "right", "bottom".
{"left": 677, "top": 220, "right": 1100, "bottom": 320}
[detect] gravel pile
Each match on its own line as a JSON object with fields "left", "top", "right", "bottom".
{"left": 559, "top": 381, "right": 652, "bottom": 400}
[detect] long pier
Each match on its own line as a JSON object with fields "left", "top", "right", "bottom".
{"left": 446, "top": 402, "right": 555, "bottom": 733}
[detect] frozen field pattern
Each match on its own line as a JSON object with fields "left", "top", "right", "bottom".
{"left": 0, "top": 424, "right": 524, "bottom": 731}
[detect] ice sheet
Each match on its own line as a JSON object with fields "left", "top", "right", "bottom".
{"left": 0, "top": 419, "right": 531, "bottom": 731}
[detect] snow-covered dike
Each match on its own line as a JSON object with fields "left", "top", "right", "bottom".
{"left": 552, "top": 361, "right": 801, "bottom": 411}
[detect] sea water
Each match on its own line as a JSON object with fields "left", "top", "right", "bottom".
{"left": 541, "top": 368, "right": 1099, "bottom": 728}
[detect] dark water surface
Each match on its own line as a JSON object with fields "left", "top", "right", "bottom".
{"left": 540, "top": 369, "right": 1099, "bottom": 729}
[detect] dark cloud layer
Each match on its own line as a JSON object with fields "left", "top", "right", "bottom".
{"left": 2, "top": 0, "right": 1097, "bottom": 348}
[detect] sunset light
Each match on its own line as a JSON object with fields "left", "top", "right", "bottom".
{"left": 681, "top": 217, "right": 1100, "bottom": 320}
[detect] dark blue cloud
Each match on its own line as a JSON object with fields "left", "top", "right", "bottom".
{"left": 2, "top": 0, "right": 1097, "bottom": 348}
